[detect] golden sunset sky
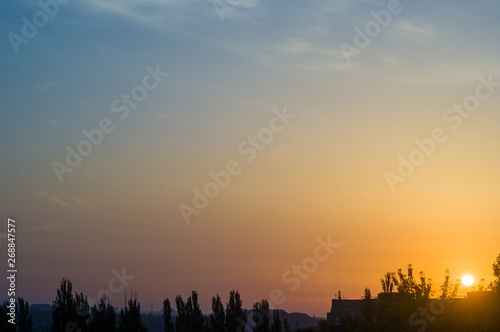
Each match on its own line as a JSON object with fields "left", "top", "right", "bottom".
{"left": 1, "top": 0, "right": 499, "bottom": 316}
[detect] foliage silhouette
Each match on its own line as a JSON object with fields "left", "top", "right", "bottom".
{"left": 162, "top": 298, "right": 174, "bottom": 332}
{"left": 118, "top": 296, "right": 147, "bottom": 332}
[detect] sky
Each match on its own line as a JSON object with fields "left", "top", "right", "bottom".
{"left": 1, "top": 0, "right": 500, "bottom": 317}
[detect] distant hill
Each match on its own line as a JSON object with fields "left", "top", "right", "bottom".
{"left": 30, "top": 304, "right": 52, "bottom": 311}
{"left": 141, "top": 309, "right": 318, "bottom": 332}
{"left": 284, "top": 311, "right": 319, "bottom": 329}
{"left": 29, "top": 304, "right": 52, "bottom": 332}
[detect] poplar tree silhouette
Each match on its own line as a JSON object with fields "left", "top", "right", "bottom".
{"left": 381, "top": 272, "right": 395, "bottom": 293}
{"left": 225, "top": 290, "right": 245, "bottom": 332}
{"left": 210, "top": 295, "right": 225, "bottom": 332}
{"left": 17, "top": 298, "right": 34, "bottom": 332}
{"left": 75, "top": 292, "right": 90, "bottom": 331}
{"left": 51, "top": 279, "right": 78, "bottom": 332}
{"left": 175, "top": 295, "right": 190, "bottom": 332}
{"left": 88, "top": 297, "right": 117, "bottom": 332}
{"left": 190, "top": 292, "right": 204, "bottom": 332}
{"left": 252, "top": 300, "right": 270, "bottom": 332}
{"left": 162, "top": 298, "right": 174, "bottom": 332}
{"left": 1, "top": 301, "right": 16, "bottom": 332}
{"left": 175, "top": 291, "right": 205, "bottom": 332}
{"left": 118, "top": 297, "right": 147, "bottom": 332}
{"left": 270, "top": 309, "right": 282, "bottom": 332}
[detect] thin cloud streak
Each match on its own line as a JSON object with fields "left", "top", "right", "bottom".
{"left": 33, "top": 191, "right": 97, "bottom": 210}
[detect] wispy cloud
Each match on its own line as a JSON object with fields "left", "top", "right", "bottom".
{"left": 390, "top": 19, "right": 435, "bottom": 39}
{"left": 34, "top": 191, "right": 69, "bottom": 207}
{"left": 38, "top": 81, "right": 61, "bottom": 90}
{"left": 80, "top": 0, "right": 207, "bottom": 30}
{"left": 227, "top": 36, "right": 353, "bottom": 72}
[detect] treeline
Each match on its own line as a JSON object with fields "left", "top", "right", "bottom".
{"left": 1, "top": 282, "right": 292, "bottom": 332}
{"left": 2, "top": 254, "right": 499, "bottom": 332}
{"left": 0, "top": 298, "right": 33, "bottom": 332}
{"left": 163, "top": 291, "right": 289, "bottom": 332}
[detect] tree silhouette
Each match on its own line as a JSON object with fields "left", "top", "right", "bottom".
{"left": 475, "top": 278, "right": 487, "bottom": 292}
{"left": 491, "top": 254, "right": 500, "bottom": 330}
{"left": 162, "top": 298, "right": 174, "bottom": 332}
{"left": 51, "top": 279, "right": 78, "bottom": 332}
{"left": 252, "top": 299, "right": 270, "bottom": 332}
{"left": 417, "top": 270, "right": 433, "bottom": 300}
{"left": 118, "top": 297, "right": 147, "bottom": 332}
{"left": 375, "top": 265, "right": 433, "bottom": 332}
{"left": 270, "top": 310, "right": 282, "bottom": 332}
{"left": 175, "top": 291, "right": 205, "bottom": 332}
{"left": 392, "top": 265, "right": 416, "bottom": 296}
{"left": 88, "top": 297, "right": 117, "bottom": 332}
{"left": 450, "top": 278, "right": 461, "bottom": 298}
{"left": 440, "top": 270, "right": 452, "bottom": 299}
{"left": 380, "top": 272, "right": 395, "bottom": 293}
{"left": 175, "top": 295, "right": 190, "bottom": 332}
{"left": 392, "top": 264, "right": 432, "bottom": 300}
{"left": 17, "top": 298, "right": 34, "bottom": 332}
{"left": 190, "top": 292, "right": 204, "bottom": 331}
{"left": 210, "top": 295, "right": 225, "bottom": 332}
{"left": 1, "top": 301, "right": 16, "bottom": 332}
{"left": 225, "top": 290, "right": 245, "bottom": 332}
{"left": 75, "top": 292, "right": 90, "bottom": 331}
{"left": 492, "top": 254, "right": 500, "bottom": 291}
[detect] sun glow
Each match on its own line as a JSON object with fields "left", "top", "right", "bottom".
{"left": 462, "top": 275, "right": 474, "bottom": 286}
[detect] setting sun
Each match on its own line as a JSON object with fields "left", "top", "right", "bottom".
{"left": 462, "top": 275, "right": 474, "bottom": 286}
